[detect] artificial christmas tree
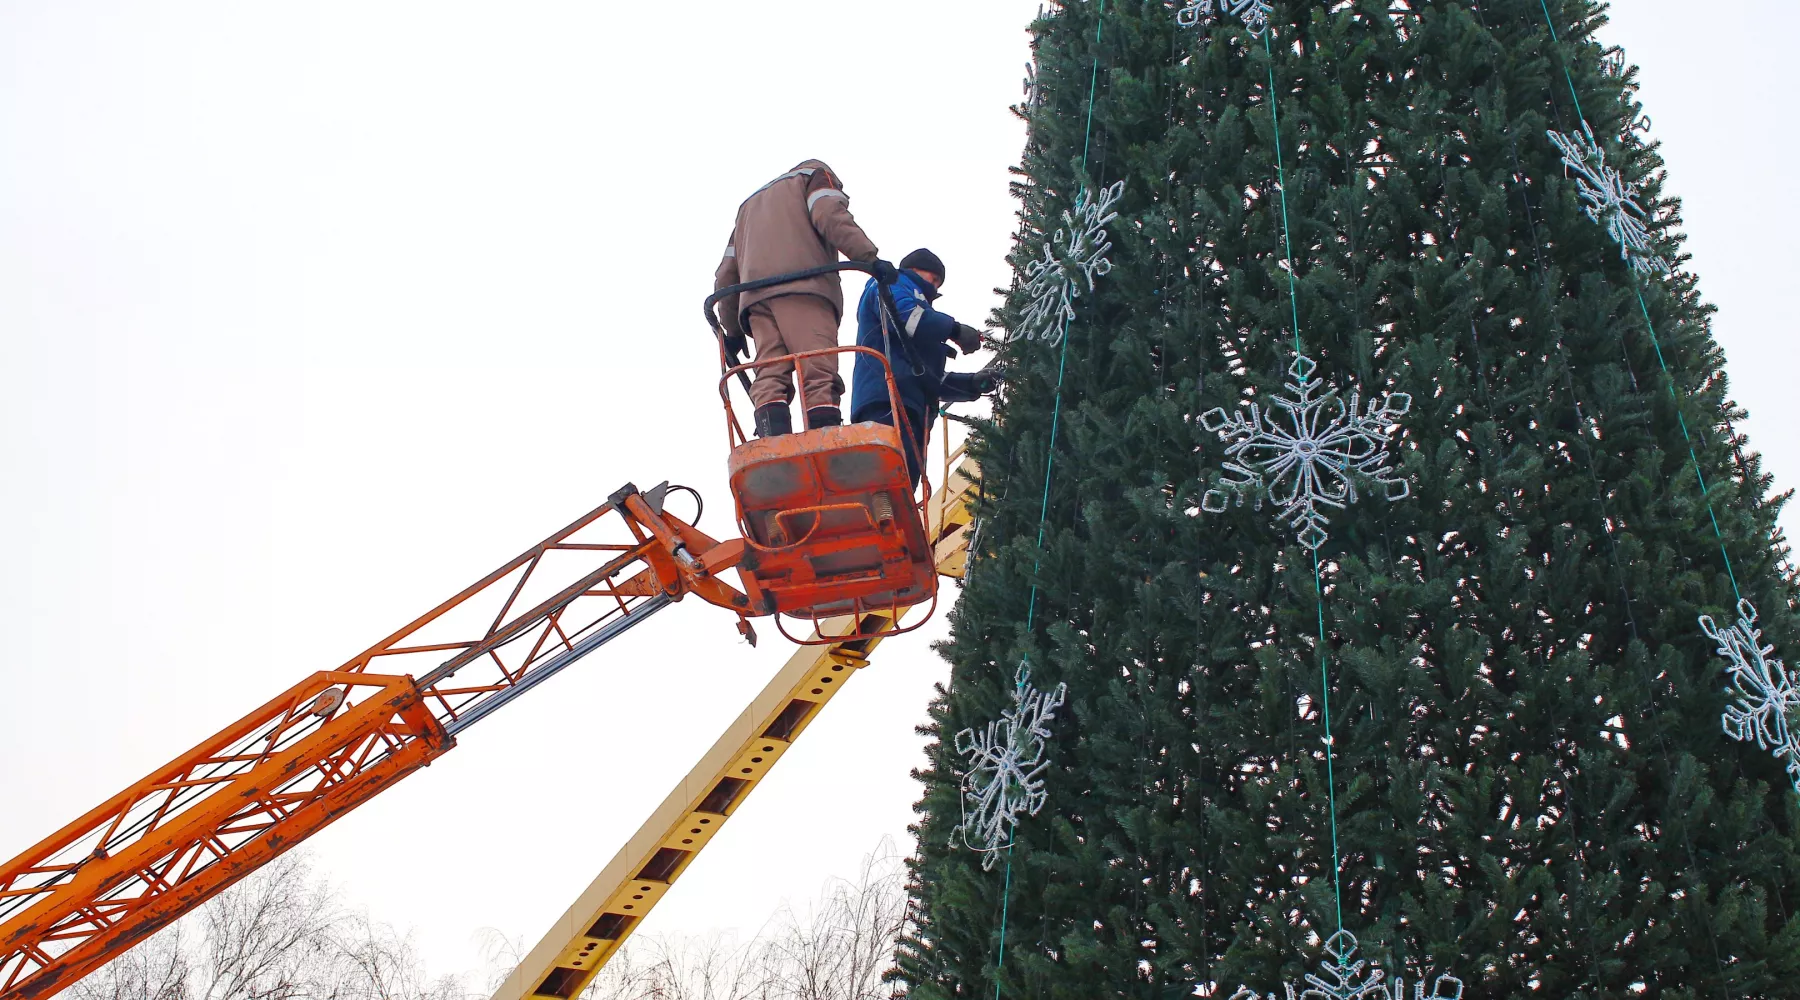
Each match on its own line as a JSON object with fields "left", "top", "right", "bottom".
{"left": 899, "top": 1, "right": 1800, "bottom": 997}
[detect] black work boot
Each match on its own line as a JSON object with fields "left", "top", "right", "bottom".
{"left": 805, "top": 406, "right": 842, "bottom": 429}
{"left": 754, "top": 403, "right": 792, "bottom": 438}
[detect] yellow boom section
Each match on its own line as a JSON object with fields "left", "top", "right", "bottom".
{"left": 491, "top": 453, "right": 977, "bottom": 1000}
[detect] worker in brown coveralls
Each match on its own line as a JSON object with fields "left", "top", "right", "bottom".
{"left": 714, "top": 159, "right": 898, "bottom": 438}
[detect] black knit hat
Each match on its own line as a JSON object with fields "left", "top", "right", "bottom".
{"left": 900, "top": 248, "right": 946, "bottom": 285}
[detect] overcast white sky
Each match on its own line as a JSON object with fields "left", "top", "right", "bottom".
{"left": 2, "top": 0, "right": 1795, "bottom": 986}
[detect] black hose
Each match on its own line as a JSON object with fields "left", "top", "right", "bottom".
{"left": 703, "top": 261, "right": 880, "bottom": 338}
{"left": 666, "top": 484, "right": 704, "bottom": 526}
{"left": 705, "top": 261, "right": 882, "bottom": 394}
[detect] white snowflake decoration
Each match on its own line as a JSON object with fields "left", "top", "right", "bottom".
{"left": 1201, "top": 354, "right": 1412, "bottom": 551}
{"left": 1015, "top": 180, "right": 1125, "bottom": 347}
{"left": 950, "top": 665, "right": 1069, "bottom": 870}
{"left": 1546, "top": 120, "right": 1667, "bottom": 276}
{"left": 1702, "top": 599, "right": 1800, "bottom": 793}
{"left": 1230, "top": 931, "right": 1463, "bottom": 1000}
{"left": 1176, "top": 0, "right": 1275, "bottom": 36}
{"left": 1176, "top": 0, "right": 1217, "bottom": 27}
{"left": 1023, "top": 60, "right": 1043, "bottom": 109}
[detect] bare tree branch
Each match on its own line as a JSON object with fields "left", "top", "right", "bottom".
{"left": 70, "top": 853, "right": 472, "bottom": 1000}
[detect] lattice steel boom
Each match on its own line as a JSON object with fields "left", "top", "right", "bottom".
{"left": 0, "top": 481, "right": 767, "bottom": 1000}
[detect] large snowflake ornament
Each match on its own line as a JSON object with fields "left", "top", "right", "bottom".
{"left": 950, "top": 665, "right": 1069, "bottom": 870}
{"left": 1176, "top": 0, "right": 1275, "bottom": 36}
{"left": 1230, "top": 931, "right": 1463, "bottom": 1000}
{"left": 1200, "top": 355, "right": 1412, "bottom": 551}
{"left": 1702, "top": 600, "right": 1800, "bottom": 793}
{"left": 1023, "top": 60, "right": 1043, "bottom": 109}
{"left": 1546, "top": 120, "right": 1667, "bottom": 276}
{"left": 1015, "top": 181, "right": 1125, "bottom": 347}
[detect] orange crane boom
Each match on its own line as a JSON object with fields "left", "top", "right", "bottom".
{"left": 0, "top": 482, "right": 746, "bottom": 1000}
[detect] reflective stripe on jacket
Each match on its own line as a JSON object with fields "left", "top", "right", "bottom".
{"left": 850, "top": 270, "right": 978, "bottom": 422}
{"left": 712, "top": 159, "right": 879, "bottom": 337}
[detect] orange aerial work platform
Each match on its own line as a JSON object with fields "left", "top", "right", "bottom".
{"left": 707, "top": 262, "right": 944, "bottom": 643}
{"left": 722, "top": 348, "right": 940, "bottom": 640}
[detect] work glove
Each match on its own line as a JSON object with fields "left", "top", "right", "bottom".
{"left": 953, "top": 323, "right": 984, "bottom": 354}
{"left": 724, "top": 330, "right": 749, "bottom": 364}
{"left": 940, "top": 367, "right": 1003, "bottom": 404}
{"left": 871, "top": 258, "right": 901, "bottom": 285}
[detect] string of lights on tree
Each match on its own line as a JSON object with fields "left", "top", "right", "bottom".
{"left": 1177, "top": 3, "right": 1453, "bottom": 989}
{"left": 949, "top": 9, "right": 1114, "bottom": 990}
{"left": 1541, "top": 73, "right": 1795, "bottom": 797}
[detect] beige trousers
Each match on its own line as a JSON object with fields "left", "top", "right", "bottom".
{"left": 746, "top": 295, "right": 843, "bottom": 411}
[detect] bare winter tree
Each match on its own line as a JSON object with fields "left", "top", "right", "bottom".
{"left": 328, "top": 911, "right": 466, "bottom": 1000}
{"left": 69, "top": 853, "right": 468, "bottom": 1000}
{"left": 193, "top": 854, "right": 341, "bottom": 1000}
{"left": 62, "top": 923, "right": 192, "bottom": 1000}
{"left": 761, "top": 845, "right": 906, "bottom": 1000}
{"left": 70, "top": 841, "right": 907, "bottom": 1000}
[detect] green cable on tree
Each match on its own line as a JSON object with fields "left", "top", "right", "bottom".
{"left": 945, "top": 4, "right": 1119, "bottom": 999}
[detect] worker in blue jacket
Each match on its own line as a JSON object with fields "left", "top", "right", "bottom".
{"left": 849, "top": 249, "right": 999, "bottom": 487}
